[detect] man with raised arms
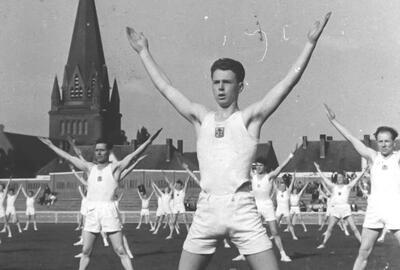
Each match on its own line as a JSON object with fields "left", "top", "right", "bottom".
{"left": 324, "top": 104, "right": 400, "bottom": 270}
{"left": 126, "top": 13, "right": 330, "bottom": 270}
{"left": 39, "top": 129, "right": 161, "bottom": 270}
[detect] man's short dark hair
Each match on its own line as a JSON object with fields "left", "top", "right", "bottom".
{"left": 211, "top": 58, "right": 245, "bottom": 83}
{"left": 374, "top": 126, "right": 398, "bottom": 140}
{"left": 95, "top": 138, "right": 113, "bottom": 150}
{"left": 254, "top": 157, "right": 267, "bottom": 166}
{"left": 176, "top": 180, "right": 183, "bottom": 186}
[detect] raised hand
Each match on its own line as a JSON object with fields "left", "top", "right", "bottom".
{"left": 313, "top": 162, "right": 320, "bottom": 170}
{"left": 307, "top": 12, "right": 331, "bottom": 44}
{"left": 323, "top": 103, "right": 336, "bottom": 121}
{"left": 38, "top": 137, "right": 54, "bottom": 147}
{"left": 126, "top": 27, "right": 149, "bottom": 54}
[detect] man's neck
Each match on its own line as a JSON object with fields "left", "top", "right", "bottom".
{"left": 96, "top": 162, "right": 110, "bottom": 169}
{"left": 215, "top": 103, "right": 239, "bottom": 121}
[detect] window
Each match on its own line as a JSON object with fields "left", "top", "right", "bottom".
{"left": 78, "top": 121, "right": 83, "bottom": 135}
{"left": 83, "top": 120, "right": 88, "bottom": 135}
{"left": 60, "top": 121, "right": 65, "bottom": 135}
{"left": 70, "top": 74, "right": 83, "bottom": 98}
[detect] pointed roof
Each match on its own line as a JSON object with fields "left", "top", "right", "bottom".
{"left": 66, "top": 0, "right": 106, "bottom": 83}
{"left": 51, "top": 76, "right": 60, "bottom": 102}
{"left": 110, "top": 79, "right": 120, "bottom": 112}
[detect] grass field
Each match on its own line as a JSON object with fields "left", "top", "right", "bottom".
{"left": 0, "top": 224, "right": 398, "bottom": 270}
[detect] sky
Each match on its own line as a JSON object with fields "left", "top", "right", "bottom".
{"left": 0, "top": 0, "right": 400, "bottom": 161}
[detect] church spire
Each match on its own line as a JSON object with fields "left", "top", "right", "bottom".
{"left": 110, "top": 79, "right": 120, "bottom": 113}
{"left": 51, "top": 76, "right": 61, "bottom": 110}
{"left": 66, "top": 0, "right": 106, "bottom": 83}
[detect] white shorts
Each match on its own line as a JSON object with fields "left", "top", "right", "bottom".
{"left": 5, "top": 207, "right": 16, "bottom": 216}
{"left": 26, "top": 207, "right": 35, "bottom": 216}
{"left": 140, "top": 209, "right": 150, "bottom": 216}
{"left": 84, "top": 201, "right": 122, "bottom": 233}
{"left": 184, "top": 191, "right": 272, "bottom": 255}
{"left": 363, "top": 203, "right": 400, "bottom": 230}
{"left": 331, "top": 204, "right": 351, "bottom": 219}
{"left": 0, "top": 207, "right": 5, "bottom": 218}
{"left": 290, "top": 206, "right": 301, "bottom": 215}
{"left": 172, "top": 203, "right": 186, "bottom": 214}
{"left": 256, "top": 200, "right": 276, "bottom": 222}
{"left": 156, "top": 207, "right": 163, "bottom": 217}
{"left": 162, "top": 204, "right": 171, "bottom": 215}
{"left": 276, "top": 204, "right": 290, "bottom": 218}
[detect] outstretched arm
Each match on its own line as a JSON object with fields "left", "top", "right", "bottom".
{"left": 148, "top": 191, "right": 154, "bottom": 200}
{"left": 39, "top": 137, "right": 91, "bottom": 172}
{"left": 126, "top": 28, "right": 208, "bottom": 125}
{"left": 67, "top": 136, "right": 85, "bottom": 161}
{"left": 318, "top": 185, "right": 330, "bottom": 198}
{"left": 324, "top": 104, "right": 376, "bottom": 162}
{"left": 78, "top": 186, "right": 85, "bottom": 199}
{"left": 151, "top": 180, "right": 163, "bottom": 197}
{"left": 348, "top": 166, "right": 369, "bottom": 188}
{"left": 4, "top": 177, "right": 11, "bottom": 194}
{"left": 162, "top": 171, "right": 174, "bottom": 190}
{"left": 15, "top": 185, "right": 22, "bottom": 197}
{"left": 314, "top": 162, "right": 334, "bottom": 190}
{"left": 34, "top": 187, "right": 42, "bottom": 199}
{"left": 69, "top": 164, "right": 88, "bottom": 186}
{"left": 21, "top": 187, "right": 28, "bottom": 198}
{"left": 117, "top": 191, "right": 124, "bottom": 203}
{"left": 120, "top": 155, "right": 147, "bottom": 180}
{"left": 181, "top": 162, "right": 201, "bottom": 187}
{"left": 269, "top": 143, "right": 299, "bottom": 179}
{"left": 115, "top": 129, "right": 161, "bottom": 175}
{"left": 358, "top": 182, "right": 369, "bottom": 198}
{"left": 137, "top": 189, "right": 144, "bottom": 200}
{"left": 243, "top": 13, "right": 331, "bottom": 128}
{"left": 288, "top": 171, "right": 297, "bottom": 193}
{"left": 299, "top": 182, "right": 309, "bottom": 197}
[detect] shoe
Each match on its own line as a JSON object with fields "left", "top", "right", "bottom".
{"left": 232, "top": 254, "right": 245, "bottom": 261}
{"left": 224, "top": 242, "right": 231, "bottom": 248}
{"left": 74, "top": 253, "right": 83, "bottom": 258}
{"left": 8, "top": 234, "right": 12, "bottom": 238}
{"left": 175, "top": 226, "right": 180, "bottom": 235}
{"left": 166, "top": 235, "right": 172, "bottom": 239}
{"left": 283, "top": 228, "right": 289, "bottom": 232}
{"left": 136, "top": 225, "right": 140, "bottom": 229}
{"left": 0, "top": 228, "right": 6, "bottom": 233}
{"left": 73, "top": 239, "right": 83, "bottom": 246}
{"left": 293, "top": 236, "right": 298, "bottom": 240}
{"left": 377, "top": 237, "right": 384, "bottom": 243}
{"left": 317, "top": 244, "right": 325, "bottom": 249}
{"left": 344, "top": 230, "right": 350, "bottom": 236}
{"left": 34, "top": 228, "right": 38, "bottom": 231}
{"left": 281, "top": 254, "right": 292, "bottom": 262}
{"left": 23, "top": 228, "right": 28, "bottom": 231}
{"left": 103, "top": 240, "right": 109, "bottom": 247}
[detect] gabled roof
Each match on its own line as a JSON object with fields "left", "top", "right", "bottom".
{"left": 284, "top": 137, "right": 362, "bottom": 173}
{"left": 254, "top": 142, "right": 279, "bottom": 171}
{"left": 0, "top": 131, "right": 59, "bottom": 177}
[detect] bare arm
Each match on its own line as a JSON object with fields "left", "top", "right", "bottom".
{"left": 120, "top": 155, "right": 147, "bottom": 180}
{"left": 148, "top": 191, "right": 154, "bottom": 200}
{"left": 78, "top": 186, "right": 85, "bottom": 199}
{"left": 115, "top": 128, "right": 161, "bottom": 175}
{"left": 324, "top": 104, "right": 376, "bottom": 162}
{"left": 15, "top": 185, "right": 22, "bottom": 197}
{"left": 313, "top": 162, "right": 334, "bottom": 189}
{"left": 4, "top": 178, "right": 11, "bottom": 194}
{"left": 269, "top": 144, "right": 298, "bottom": 179}
{"left": 126, "top": 28, "right": 208, "bottom": 124}
{"left": 34, "top": 187, "right": 42, "bottom": 199}
{"left": 117, "top": 191, "right": 124, "bottom": 202}
{"left": 21, "top": 187, "right": 28, "bottom": 198}
{"left": 348, "top": 167, "right": 369, "bottom": 188}
{"left": 358, "top": 182, "right": 369, "bottom": 198}
{"left": 137, "top": 189, "right": 143, "bottom": 200}
{"left": 299, "top": 182, "right": 309, "bottom": 197}
{"left": 181, "top": 164, "right": 201, "bottom": 188}
{"left": 38, "top": 137, "right": 91, "bottom": 172}
{"left": 151, "top": 180, "right": 163, "bottom": 197}
{"left": 162, "top": 171, "right": 174, "bottom": 190}
{"left": 69, "top": 164, "right": 88, "bottom": 186}
{"left": 67, "top": 136, "right": 85, "bottom": 161}
{"left": 288, "top": 171, "right": 297, "bottom": 193}
{"left": 244, "top": 13, "right": 331, "bottom": 127}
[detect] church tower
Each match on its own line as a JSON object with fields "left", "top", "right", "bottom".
{"left": 49, "top": 0, "right": 123, "bottom": 145}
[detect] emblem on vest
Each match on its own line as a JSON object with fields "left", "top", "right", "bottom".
{"left": 215, "top": 127, "right": 225, "bottom": 138}
{"left": 97, "top": 176, "right": 103, "bottom": 182}
{"left": 382, "top": 164, "right": 388, "bottom": 170}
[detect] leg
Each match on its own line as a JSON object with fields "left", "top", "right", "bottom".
{"left": 167, "top": 214, "right": 178, "bottom": 239}
{"left": 33, "top": 214, "right": 37, "bottom": 230}
{"left": 182, "top": 213, "right": 190, "bottom": 231}
{"left": 24, "top": 215, "right": 30, "bottom": 230}
{"left": 101, "top": 231, "right": 109, "bottom": 246}
{"left": 178, "top": 250, "right": 212, "bottom": 270}
{"left": 377, "top": 227, "right": 388, "bottom": 242}
{"left": 319, "top": 214, "right": 328, "bottom": 231}
{"left": 353, "top": 228, "right": 380, "bottom": 270}
{"left": 79, "top": 231, "right": 97, "bottom": 270}
{"left": 122, "top": 234, "right": 134, "bottom": 259}
{"left": 318, "top": 216, "right": 339, "bottom": 248}
{"left": 298, "top": 213, "right": 307, "bottom": 232}
{"left": 15, "top": 215, "right": 22, "bottom": 233}
{"left": 285, "top": 216, "right": 297, "bottom": 240}
{"left": 268, "top": 220, "right": 291, "bottom": 262}
{"left": 345, "top": 216, "right": 361, "bottom": 243}
{"left": 136, "top": 214, "right": 143, "bottom": 229}
{"left": 108, "top": 231, "right": 133, "bottom": 270}
{"left": 245, "top": 249, "right": 279, "bottom": 270}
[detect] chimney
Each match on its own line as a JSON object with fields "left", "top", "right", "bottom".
{"left": 302, "top": 136, "right": 308, "bottom": 149}
{"left": 320, "top": 134, "right": 326, "bottom": 159}
{"left": 166, "top": 138, "right": 173, "bottom": 162}
{"left": 363, "top": 134, "right": 371, "bottom": 147}
{"left": 177, "top": 140, "right": 183, "bottom": 154}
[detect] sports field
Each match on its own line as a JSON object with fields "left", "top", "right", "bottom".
{"left": 0, "top": 224, "right": 398, "bottom": 270}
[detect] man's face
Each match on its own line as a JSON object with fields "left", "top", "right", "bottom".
{"left": 376, "top": 131, "right": 395, "bottom": 156}
{"left": 211, "top": 69, "right": 243, "bottom": 108}
{"left": 94, "top": 143, "right": 110, "bottom": 163}
{"left": 252, "top": 162, "right": 265, "bottom": 174}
